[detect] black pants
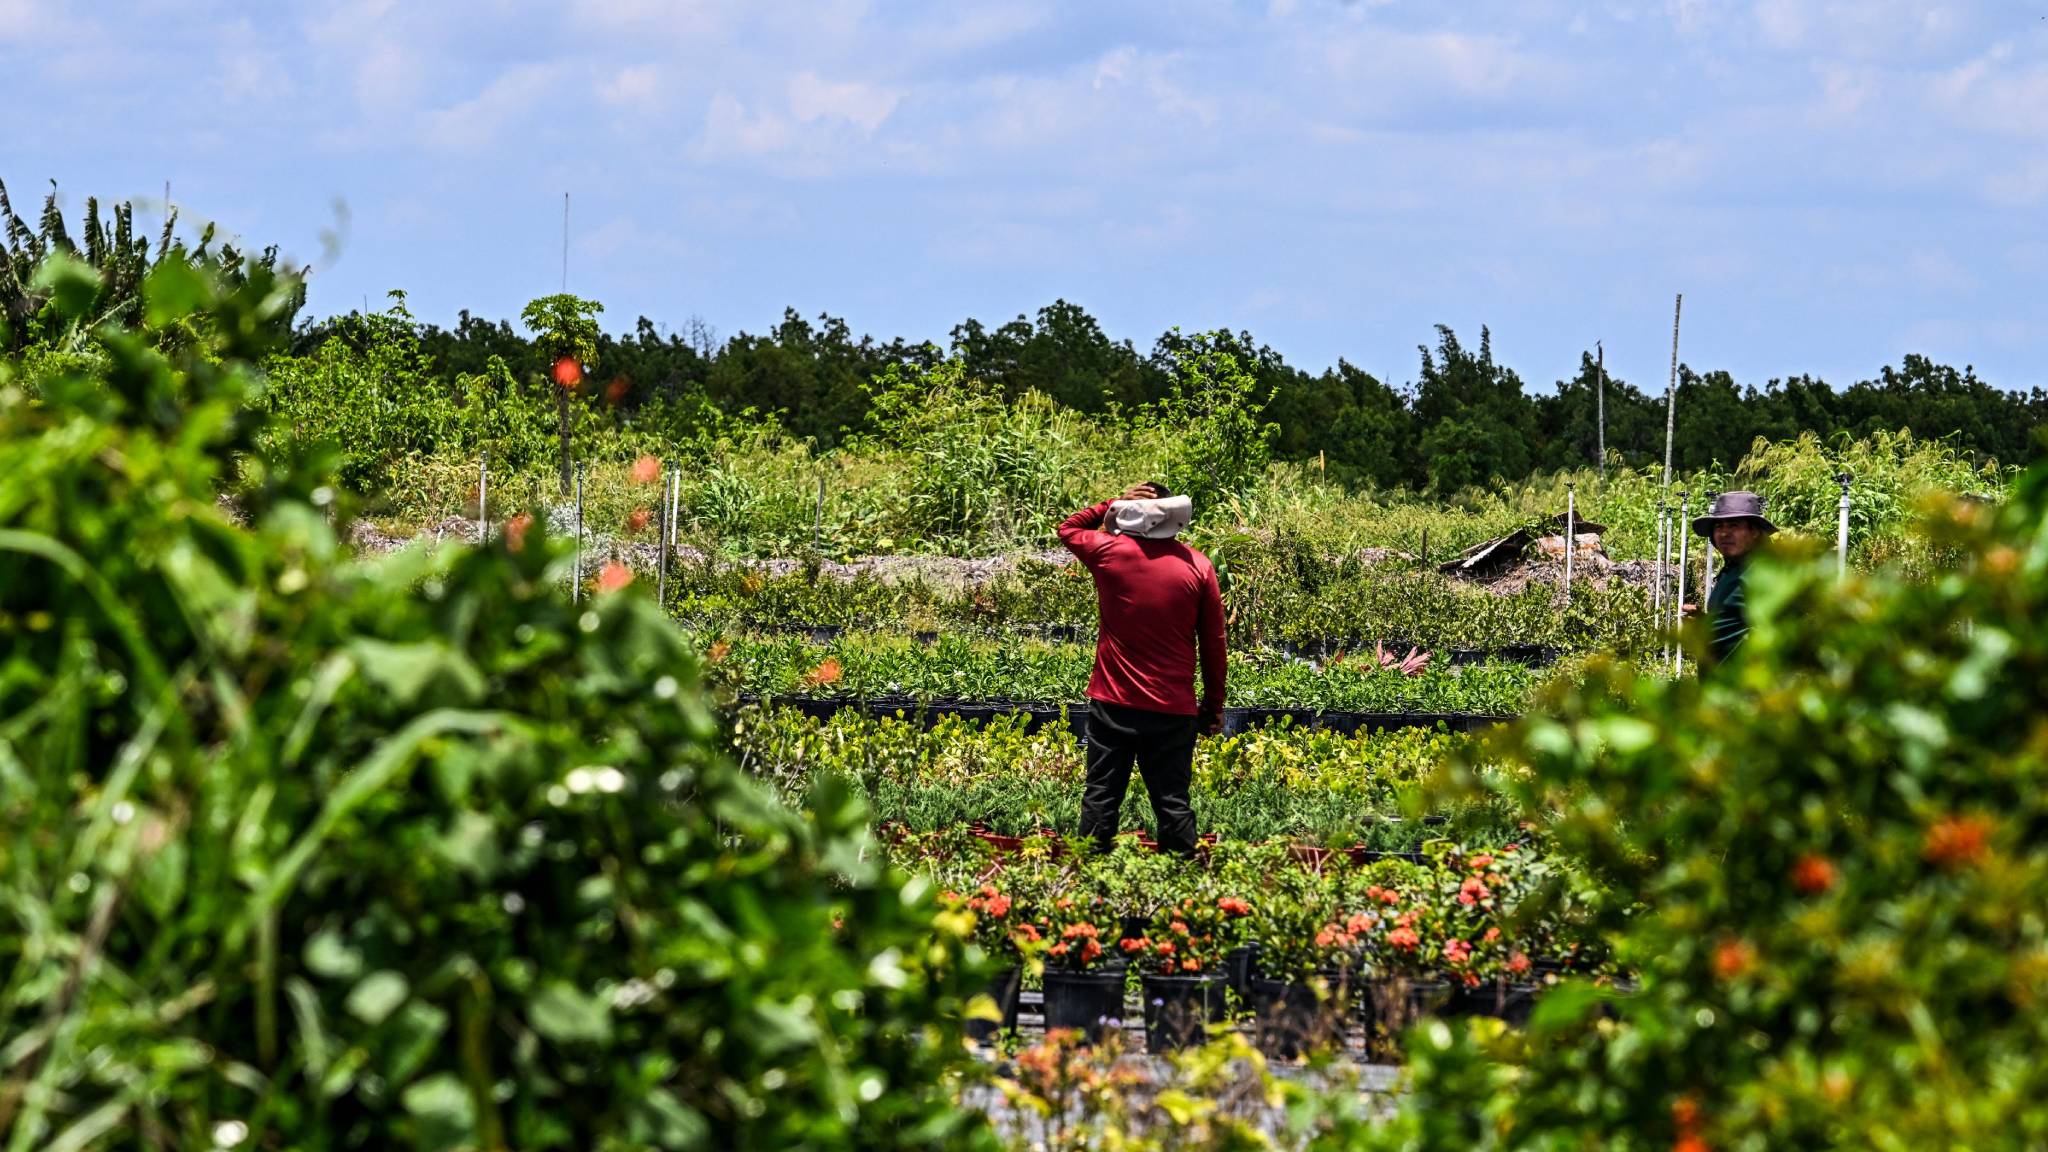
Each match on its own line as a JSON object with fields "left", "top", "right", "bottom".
{"left": 1078, "top": 699, "right": 1198, "bottom": 856}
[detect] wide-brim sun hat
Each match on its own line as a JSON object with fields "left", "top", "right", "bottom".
{"left": 1109, "top": 494, "right": 1193, "bottom": 539}
{"left": 1692, "top": 490, "right": 1778, "bottom": 538}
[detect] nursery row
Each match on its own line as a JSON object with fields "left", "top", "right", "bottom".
{"left": 697, "top": 631, "right": 1563, "bottom": 716}
{"left": 731, "top": 705, "right": 1513, "bottom": 847}
{"left": 898, "top": 831, "right": 1607, "bottom": 1059}
{"left": 659, "top": 553, "right": 1662, "bottom": 655}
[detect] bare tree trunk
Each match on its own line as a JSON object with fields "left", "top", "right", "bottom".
{"left": 557, "top": 386, "right": 572, "bottom": 495}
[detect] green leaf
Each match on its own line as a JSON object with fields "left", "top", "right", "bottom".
{"left": 30, "top": 251, "right": 100, "bottom": 321}
{"left": 400, "top": 1073, "right": 477, "bottom": 1152}
{"left": 637, "top": 1088, "right": 711, "bottom": 1150}
{"left": 346, "top": 970, "right": 409, "bottom": 1026}
{"left": 347, "top": 639, "right": 486, "bottom": 706}
{"left": 528, "top": 981, "right": 611, "bottom": 1044}
{"left": 305, "top": 928, "right": 364, "bottom": 979}
{"left": 383, "top": 1001, "right": 450, "bottom": 1085}
{"left": 142, "top": 256, "right": 210, "bottom": 326}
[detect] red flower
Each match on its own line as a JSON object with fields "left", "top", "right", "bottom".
{"left": 1154, "top": 941, "right": 1175, "bottom": 955}
{"left": 985, "top": 894, "right": 1011, "bottom": 918}
{"left": 1014, "top": 923, "right": 1041, "bottom": 942}
{"left": 1712, "top": 938, "right": 1757, "bottom": 981}
{"left": 1048, "top": 942, "right": 1068, "bottom": 957}
{"left": 1379, "top": 888, "right": 1400, "bottom": 906}
{"left": 800, "top": 659, "right": 843, "bottom": 688}
{"left": 1388, "top": 927, "right": 1420, "bottom": 950}
{"left": 1080, "top": 939, "right": 1102, "bottom": 962}
{"left": 1791, "top": 854, "right": 1839, "bottom": 895}
{"left": 1180, "top": 957, "right": 1201, "bottom": 972}
{"left": 1484, "top": 927, "right": 1501, "bottom": 942}
{"left": 1508, "top": 952, "right": 1531, "bottom": 975}
{"left": 551, "top": 357, "right": 583, "bottom": 388}
{"left": 1121, "top": 937, "right": 1147, "bottom": 953}
{"left": 1217, "top": 897, "right": 1252, "bottom": 917}
{"left": 1346, "top": 912, "right": 1373, "bottom": 934}
{"left": 631, "top": 455, "right": 661, "bottom": 484}
{"left": 626, "top": 507, "right": 653, "bottom": 534}
{"left": 1468, "top": 854, "right": 1494, "bottom": 870}
{"left": 1444, "top": 939, "right": 1472, "bottom": 966}
{"left": 596, "top": 562, "right": 633, "bottom": 594}
{"left": 1925, "top": 814, "right": 1993, "bottom": 870}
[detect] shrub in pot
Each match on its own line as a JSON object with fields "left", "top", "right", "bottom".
{"left": 1123, "top": 899, "right": 1233, "bottom": 1052}
{"left": 1244, "top": 898, "right": 1366, "bottom": 1059}
{"left": 1033, "top": 897, "right": 1127, "bottom": 1043}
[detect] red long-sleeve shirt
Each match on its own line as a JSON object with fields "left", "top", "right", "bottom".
{"left": 1057, "top": 501, "right": 1227, "bottom": 717}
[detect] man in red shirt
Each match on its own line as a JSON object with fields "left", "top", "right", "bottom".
{"left": 1058, "top": 482, "right": 1227, "bottom": 856}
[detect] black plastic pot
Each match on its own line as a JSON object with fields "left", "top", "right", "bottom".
{"left": 1372, "top": 976, "right": 1454, "bottom": 1032}
{"left": 1448, "top": 980, "right": 1541, "bottom": 1026}
{"left": 1224, "top": 944, "right": 1258, "bottom": 1002}
{"left": 1041, "top": 969, "right": 1128, "bottom": 1043}
{"left": 1140, "top": 973, "right": 1228, "bottom": 1052}
{"left": 964, "top": 967, "right": 1023, "bottom": 1045}
{"left": 1246, "top": 976, "right": 1346, "bottom": 1059}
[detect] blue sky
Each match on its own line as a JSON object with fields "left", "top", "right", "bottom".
{"left": 4, "top": 0, "right": 2045, "bottom": 393}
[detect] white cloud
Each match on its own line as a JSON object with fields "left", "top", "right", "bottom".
{"left": 598, "top": 64, "right": 662, "bottom": 110}
{"left": 424, "top": 63, "right": 564, "bottom": 153}
{"left": 788, "top": 72, "right": 899, "bottom": 133}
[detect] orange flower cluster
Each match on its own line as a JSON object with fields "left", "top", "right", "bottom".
{"left": 1924, "top": 814, "right": 1992, "bottom": 870}
{"left": 1791, "top": 854, "right": 1839, "bottom": 894}
{"left": 801, "top": 658, "right": 843, "bottom": 688}
{"left": 964, "top": 884, "right": 1011, "bottom": 920}
{"left": 596, "top": 562, "right": 633, "bottom": 594}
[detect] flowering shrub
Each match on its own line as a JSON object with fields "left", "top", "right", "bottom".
{"left": 1125, "top": 898, "right": 1232, "bottom": 977}
{"left": 1035, "top": 896, "right": 1118, "bottom": 972}
{"left": 1364, "top": 467, "right": 2048, "bottom": 1148}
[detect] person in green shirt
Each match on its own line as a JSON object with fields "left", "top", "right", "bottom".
{"left": 1686, "top": 491, "right": 1778, "bottom": 663}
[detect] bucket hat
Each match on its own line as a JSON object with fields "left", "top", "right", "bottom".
{"left": 1692, "top": 490, "right": 1778, "bottom": 538}
{"left": 1109, "top": 494, "right": 1193, "bottom": 539}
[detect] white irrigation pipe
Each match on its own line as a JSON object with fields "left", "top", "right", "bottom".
{"left": 1673, "top": 492, "right": 1690, "bottom": 676}
{"left": 477, "top": 449, "right": 488, "bottom": 544}
{"left": 1563, "top": 482, "right": 1576, "bottom": 608}
{"left": 1836, "top": 472, "right": 1852, "bottom": 582}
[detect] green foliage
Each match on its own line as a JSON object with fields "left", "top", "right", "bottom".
{"left": 861, "top": 358, "right": 1082, "bottom": 548}
{"left": 699, "top": 630, "right": 1554, "bottom": 714}
{"left": 0, "top": 261, "right": 993, "bottom": 1150}
{"left": 1383, "top": 463, "right": 2048, "bottom": 1147}
{"left": 1147, "top": 330, "right": 1277, "bottom": 513}
{"left": 734, "top": 706, "right": 1504, "bottom": 845}
{"left": 1, "top": 178, "right": 304, "bottom": 356}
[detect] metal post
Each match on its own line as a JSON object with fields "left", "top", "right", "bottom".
{"left": 1673, "top": 492, "right": 1690, "bottom": 676}
{"left": 1563, "top": 483, "right": 1576, "bottom": 608}
{"left": 1701, "top": 489, "right": 1717, "bottom": 606}
{"left": 1836, "top": 472, "right": 1852, "bottom": 581}
{"left": 656, "top": 462, "right": 670, "bottom": 605}
{"left": 669, "top": 466, "right": 682, "bottom": 556}
{"left": 573, "top": 461, "right": 585, "bottom": 604}
{"left": 1664, "top": 293, "right": 1682, "bottom": 488}
{"left": 477, "top": 449, "right": 488, "bottom": 544}
{"left": 1595, "top": 342, "right": 1606, "bottom": 480}
{"left": 1420, "top": 528, "right": 1429, "bottom": 568}
{"left": 814, "top": 474, "right": 826, "bottom": 553}
{"left": 1654, "top": 500, "right": 1667, "bottom": 661}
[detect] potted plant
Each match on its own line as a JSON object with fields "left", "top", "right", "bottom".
{"left": 1242, "top": 895, "right": 1366, "bottom": 1059}
{"left": 1123, "top": 898, "right": 1233, "bottom": 1052}
{"left": 1035, "top": 896, "right": 1127, "bottom": 1043}
{"left": 945, "top": 882, "right": 1029, "bottom": 1044}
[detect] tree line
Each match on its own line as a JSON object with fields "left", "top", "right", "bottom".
{"left": 301, "top": 298, "right": 2044, "bottom": 493}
